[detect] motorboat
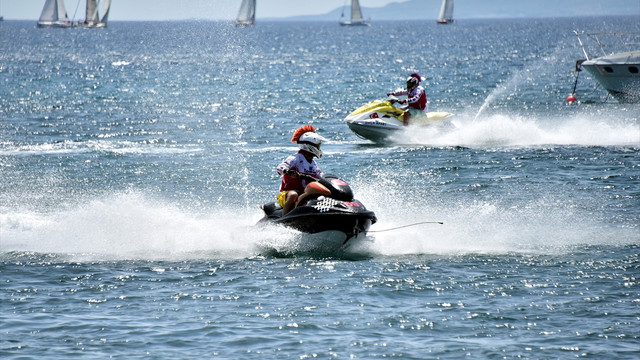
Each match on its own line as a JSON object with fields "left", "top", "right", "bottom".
{"left": 344, "top": 96, "right": 453, "bottom": 143}
{"left": 571, "top": 31, "right": 640, "bottom": 103}
{"left": 258, "top": 174, "right": 377, "bottom": 251}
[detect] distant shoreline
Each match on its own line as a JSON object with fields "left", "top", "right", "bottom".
{"left": 2, "top": 14, "right": 638, "bottom": 23}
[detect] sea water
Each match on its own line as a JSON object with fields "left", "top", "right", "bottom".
{"left": 1, "top": 17, "right": 639, "bottom": 358}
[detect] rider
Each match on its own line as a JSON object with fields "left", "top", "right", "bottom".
{"left": 276, "top": 125, "right": 326, "bottom": 216}
{"left": 387, "top": 72, "right": 428, "bottom": 125}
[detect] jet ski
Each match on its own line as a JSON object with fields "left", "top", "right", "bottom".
{"left": 258, "top": 174, "right": 377, "bottom": 249}
{"left": 344, "top": 96, "right": 453, "bottom": 143}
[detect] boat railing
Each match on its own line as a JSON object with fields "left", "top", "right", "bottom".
{"left": 573, "top": 30, "right": 640, "bottom": 60}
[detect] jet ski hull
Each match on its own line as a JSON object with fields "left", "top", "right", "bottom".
{"left": 259, "top": 198, "right": 376, "bottom": 242}
{"left": 256, "top": 229, "right": 374, "bottom": 257}
{"left": 270, "top": 211, "right": 374, "bottom": 238}
{"left": 346, "top": 119, "right": 403, "bottom": 143}
{"left": 344, "top": 98, "right": 453, "bottom": 143}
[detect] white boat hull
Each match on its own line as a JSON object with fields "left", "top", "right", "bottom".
{"left": 340, "top": 21, "right": 370, "bottom": 26}
{"left": 37, "top": 20, "right": 72, "bottom": 28}
{"left": 581, "top": 51, "right": 640, "bottom": 103}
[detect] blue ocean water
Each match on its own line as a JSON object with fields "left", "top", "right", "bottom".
{"left": 1, "top": 17, "right": 639, "bottom": 358}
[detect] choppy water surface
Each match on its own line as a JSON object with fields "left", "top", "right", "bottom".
{"left": 1, "top": 17, "right": 639, "bottom": 358}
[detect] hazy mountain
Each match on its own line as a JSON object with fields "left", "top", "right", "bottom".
{"left": 270, "top": 0, "right": 640, "bottom": 21}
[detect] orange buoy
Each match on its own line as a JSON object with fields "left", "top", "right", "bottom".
{"left": 566, "top": 93, "right": 577, "bottom": 103}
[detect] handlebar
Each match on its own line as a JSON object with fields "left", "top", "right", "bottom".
{"left": 386, "top": 95, "right": 399, "bottom": 103}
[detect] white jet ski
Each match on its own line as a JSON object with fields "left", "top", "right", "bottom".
{"left": 344, "top": 96, "right": 453, "bottom": 143}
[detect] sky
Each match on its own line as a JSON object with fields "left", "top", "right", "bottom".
{"left": 3, "top": 0, "right": 407, "bottom": 21}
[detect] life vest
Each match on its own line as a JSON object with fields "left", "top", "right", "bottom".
{"left": 277, "top": 152, "right": 322, "bottom": 192}
{"left": 408, "top": 86, "right": 427, "bottom": 111}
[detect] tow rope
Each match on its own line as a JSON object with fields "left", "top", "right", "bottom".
{"left": 368, "top": 221, "right": 443, "bottom": 233}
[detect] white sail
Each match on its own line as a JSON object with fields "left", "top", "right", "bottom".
{"left": 38, "top": 0, "right": 70, "bottom": 27}
{"left": 340, "top": 0, "right": 369, "bottom": 26}
{"left": 351, "top": 0, "right": 363, "bottom": 20}
{"left": 437, "top": 0, "right": 454, "bottom": 23}
{"left": 58, "top": 0, "right": 69, "bottom": 21}
{"left": 39, "top": 0, "right": 57, "bottom": 22}
{"left": 99, "top": 0, "right": 111, "bottom": 25}
{"left": 80, "top": 0, "right": 111, "bottom": 27}
{"left": 235, "top": 0, "right": 256, "bottom": 26}
{"left": 86, "top": 0, "right": 98, "bottom": 24}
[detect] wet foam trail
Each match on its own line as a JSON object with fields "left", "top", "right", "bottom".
{"left": 0, "top": 191, "right": 375, "bottom": 261}
{"left": 0, "top": 139, "right": 205, "bottom": 156}
{"left": 352, "top": 174, "right": 639, "bottom": 256}
{"left": 393, "top": 110, "right": 640, "bottom": 147}
{"left": 0, "top": 192, "right": 263, "bottom": 261}
{"left": 2, "top": 170, "right": 637, "bottom": 261}
{"left": 366, "top": 201, "right": 636, "bottom": 256}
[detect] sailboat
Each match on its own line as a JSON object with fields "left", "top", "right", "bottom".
{"left": 339, "top": 0, "right": 369, "bottom": 26}
{"left": 76, "top": 0, "right": 111, "bottom": 28}
{"left": 37, "top": 0, "right": 72, "bottom": 27}
{"left": 437, "top": 0, "right": 454, "bottom": 24}
{"left": 235, "top": 0, "right": 255, "bottom": 26}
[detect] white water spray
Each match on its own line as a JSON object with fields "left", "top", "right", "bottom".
{"left": 0, "top": 192, "right": 262, "bottom": 260}
{"left": 396, "top": 110, "right": 639, "bottom": 148}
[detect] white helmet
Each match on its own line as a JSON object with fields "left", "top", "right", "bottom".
{"left": 298, "top": 132, "right": 327, "bottom": 158}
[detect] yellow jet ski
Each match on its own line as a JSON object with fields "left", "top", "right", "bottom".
{"left": 344, "top": 96, "right": 453, "bottom": 143}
